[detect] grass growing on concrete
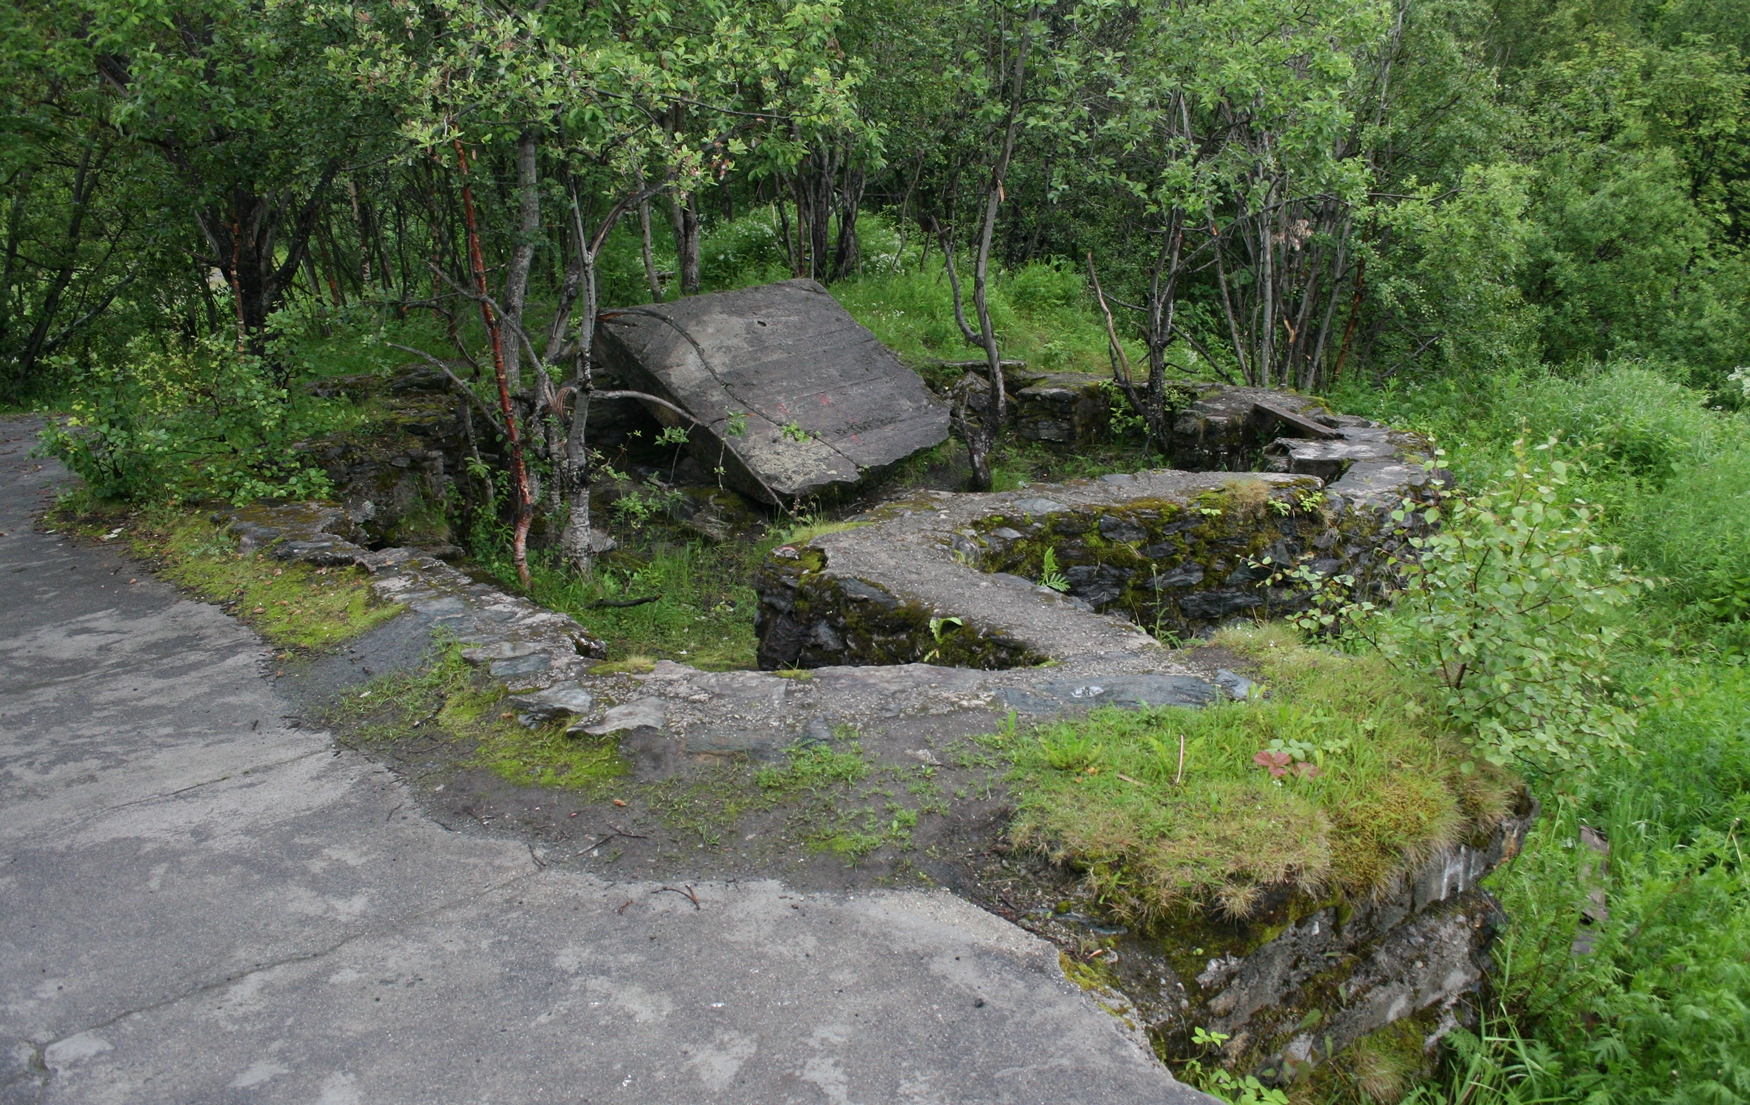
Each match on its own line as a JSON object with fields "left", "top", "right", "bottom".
{"left": 47, "top": 497, "right": 400, "bottom": 650}
{"left": 642, "top": 735, "right": 936, "bottom": 861}
{"left": 336, "top": 646, "right": 628, "bottom": 790}
{"left": 1006, "top": 625, "right": 1520, "bottom": 927}
{"left": 479, "top": 530, "right": 789, "bottom": 670}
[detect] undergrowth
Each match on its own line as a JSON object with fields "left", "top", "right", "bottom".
{"left": 475, "top": 530, "right": 788, "bottom": 670}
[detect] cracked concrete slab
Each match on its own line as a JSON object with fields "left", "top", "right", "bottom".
{"left": 0, "top": 416, "right": 1206, "bottom": 1105}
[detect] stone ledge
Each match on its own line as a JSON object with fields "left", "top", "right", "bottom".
{"left": 227, "top": 501, "right": 605, "bottom": 695}
{"left": 754, "top": 387, "right": 1438, "bottom": 673}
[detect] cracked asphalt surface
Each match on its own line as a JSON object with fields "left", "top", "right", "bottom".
{"left": 0, "top": 416, "right": 1205, "bottom": 1105}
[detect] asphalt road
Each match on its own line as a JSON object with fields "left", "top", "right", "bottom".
{"left": 0, "top": 416, "right": 1204, "bottom": 1105}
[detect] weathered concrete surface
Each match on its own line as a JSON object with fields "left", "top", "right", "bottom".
{"left": 0, "top": 418, "right": 1207, "bottom": 1105}
{"left": 754, "top": 388, "right": 1443, "bottom": 671}
{"left": 752, "top": 466, "right": 1441, "bottom": 671}
{"left": 595, "top": 279, "right": 951, "bottom": 503}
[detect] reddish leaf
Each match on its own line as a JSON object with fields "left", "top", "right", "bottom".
{"left": 1252, "top": 749, "right": 1292, "bottom": 778}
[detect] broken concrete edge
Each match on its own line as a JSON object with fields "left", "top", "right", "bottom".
{"left": 209, "top": 499, "right": 1237, "bottom": 1087}
{"left": 1172, "top": 793, "right": 1538, "bottom": 1081}
{"left": 751, "top": 469, "right": 1439, "bottom": 674}
{"left": 217, "top": 497, "right": 1522, "bottom": 1086}
{"left": 227, "top": 500, "right": 604, "bottom": 700}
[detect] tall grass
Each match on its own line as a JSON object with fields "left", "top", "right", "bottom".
{"left": 1336, "top": 361, "right": 1750, "bottom": 1103}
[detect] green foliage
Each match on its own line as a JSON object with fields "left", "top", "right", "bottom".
{"left": 755, "top": 741, "right": 870, "bottom": 791}
{"left": 1350, "top": 443, "right": 1642, "bottom": 770}
{"left": 36, "top": 334, "right": 343, "bottom": 504}
{"left": 1467, "top": 674, "right": 1750, "bottom": 1103}
{"left": 1037, "top": 547, "right": 1070, "bottom": 592}
{"left": 478, "top": 528, "right": 788, "bottom": 670}
{"left": 1622, "top": 442, "right": 1750, "bottom": 630}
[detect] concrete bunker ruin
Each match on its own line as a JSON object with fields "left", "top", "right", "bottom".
{"left": 594, "top": 278, "right": 952, "bottom": 503}
{"left": 754, "top": 385, "right": 1442, "bottom": 672}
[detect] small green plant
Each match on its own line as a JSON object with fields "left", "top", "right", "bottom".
{"left": 781, "top": 420, "right": 810, "bottom": 442}
{"left": 610, "top": 475, "right": 686, "bottom": 527}
{"left": 655, "top": 425, "right": 690, "bottom": 447}
{"left": 1037, "top": 729, "right": 1101, "bottom": 772}
{"left": 725, "top": 411, "right": 749, "bottom": 437}
{"left": 755, "top": 743, "right": 869, "bottom": 791}
{"left": 1039, "top": 547, "right": 1070, "bottom": 592}
{"left": 1180, "top": 1029, "right": 1289, "bottom": 1105}
{"left": 923, "top": 615, "right": 965, "bottom": 662}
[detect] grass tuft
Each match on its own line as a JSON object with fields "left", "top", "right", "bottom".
{"left": 1006, "top": 626, "right": 1517, "bottom": 927}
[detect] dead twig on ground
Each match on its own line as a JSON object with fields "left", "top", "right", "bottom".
{"left": 655, "top": 884, "right": 701, "bottom": 909}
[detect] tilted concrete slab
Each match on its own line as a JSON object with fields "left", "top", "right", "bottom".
{"left": 596, "top": 279, "right": 950, "bottom": 503}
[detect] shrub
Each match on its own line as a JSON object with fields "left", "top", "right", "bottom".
{"left": 37, "top": 336, "right": 334, "bottom": 504}
{"left": 1622, "top": 442, "right": 1750, "bottom": 627}
{"left": 1349, "top": 442, "right": 1643, "bottom": 770}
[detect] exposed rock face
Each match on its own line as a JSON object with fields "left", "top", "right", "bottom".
{"left": 594, "top": 279, "right": 951, "bottom": 503}
{"left": 753, "top": 472, "right": 1439, "bottom": 671}
{"left": 1010, "top": 371, "right": 1113, "bottom": 446}
{"left": 1074, "top": 793, "right": 1537, "bottom": 1084}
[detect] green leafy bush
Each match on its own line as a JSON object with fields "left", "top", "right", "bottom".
{"left": 1622, "top": 442, "right": 1750, "bottom": 628}
{"left": 1469, "top": 667, "right": 1750, "bottom": 1105}
{"left": 1353, "top": 443, "right": 1643, "bottom": 769}
{"left": 37, "top": 335, "right": 334, "bottom": 504}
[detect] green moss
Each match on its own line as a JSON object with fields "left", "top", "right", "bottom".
{"left": 755, "top": 743, "right": 871, "bottom": 791}
{"left": 334, "top": 647, "right": 628, "bottom": 792}
{"left": 1060, "top": 949, "right": 1124, "bottom": 993}
{"left": 1006, "top": 626, "right": 1517, "bottom": 929}
{"left": 50, "top": 502, "right": 402, "bottom": 650}
{"left": 966, "top": 480, "right": 1330, "bottom": 637}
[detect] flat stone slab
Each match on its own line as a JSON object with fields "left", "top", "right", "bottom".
{"left": 228, "top": 501, "right": 605, "bottom": 692}
{"left": 596, "top": 279, "right": 950, "bottom": 503}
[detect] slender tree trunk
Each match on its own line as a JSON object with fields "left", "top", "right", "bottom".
{"left": 638, "top": 186, "right": 663, "bottom": 302}
{"left": 500, "top": 128, "right": 541, "bottom": 393}
{"left": 668, "top": 191, "right": 700, "bottom": 296}
{"left": 455, "top": 139, "right": 533, "bottom": 587}
{"left": 962, "top": 5, "right": 1035, "bottom": 492}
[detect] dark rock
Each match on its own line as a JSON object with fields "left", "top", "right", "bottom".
{"left": 997, "top": 675, "right": 1220, "bottom": 714}
{"left": 1213, "top": 669, "right": 1257, "bottom": 700}
{"left": 1098, "top": 514, "right": 1148, "bottom": 543}
{"left": 593, "top": 279, "right": 950, "bottom": 503}
{"left": 1146, "top": 563, "right": 1205, "bottom": 590}
{"left": 839, "top": 578, "right": 899, "bottom": 609}
{"left": 1064, "top": 564, "right": 1133, "bottom": 608}
{"left": 1178, "top": 589, "right": 1263, "bottom": 619}
{"left": 513, "top": 684, "right": 597, "bottom": 727}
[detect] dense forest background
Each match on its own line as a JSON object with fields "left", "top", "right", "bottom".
{"left": 5, "top": 0, "right": 1749, "bottom": 1101}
